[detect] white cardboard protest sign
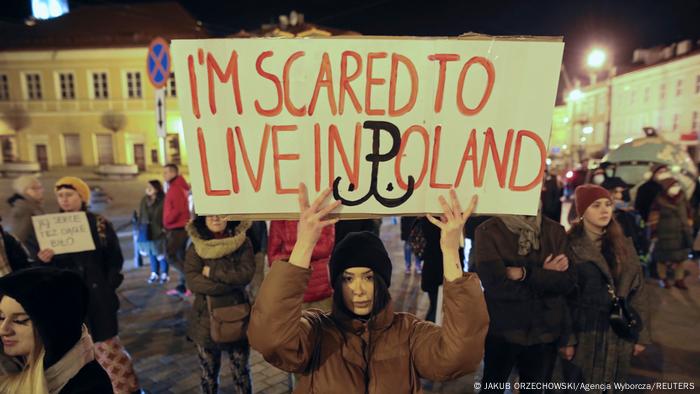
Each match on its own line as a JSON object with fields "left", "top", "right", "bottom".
{"left": 171, "top": 36, "right": 564, "bottom": 217}
{"left": 32, "top": 212, "right": 96, "bottom": 255}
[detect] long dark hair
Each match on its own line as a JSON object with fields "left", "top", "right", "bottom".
{"left": 569, "top": 216, "right": 629, "bottom": 279}
{"left": 192, "top": 215, "right": 240, "bottom": 240}
{"left": 147, "top": 179, "right": 164, "bottom": 199}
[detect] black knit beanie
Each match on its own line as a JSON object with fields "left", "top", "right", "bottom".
{"left": 330, "top": 231, "right": 392, "bottom": 287}
{"left": 0, "top": 267, "right": 88, "bottom": 368}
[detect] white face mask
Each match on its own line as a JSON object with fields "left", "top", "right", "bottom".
{"left": 592, "top": 174, "right": 605, "bottom": 185}
{"left": 668, "top": 185, "right": 682, "bottom": 197}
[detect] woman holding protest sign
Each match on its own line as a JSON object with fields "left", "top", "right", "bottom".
{"left": 556, "top": 184, "right": 650, "bottom": 391}
{"left": 184, "top": 215, "right": 255, "bottom": 394}
{"left": 249, "top": 185, "right": 488, "bottom": 393}
{"left": 0, "top": 267, "right": 113, "bottom": 393}
{"left": 36, "top": 177, "right": 140, "bottom": 394}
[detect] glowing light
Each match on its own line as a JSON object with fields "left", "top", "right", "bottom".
{"left": 568, "top": 89, "right": 583, "bottom": 102}
{"left": 582, "top": 126, "right": 594, "bottom": 134}
{"left": 624, "top": 137, "right": 634, "bottom": 143}
{"left": 580, "top": 137, "right": 587, "bottom": 142}
{"left": 562, "top": 144, "right": 568, "bottom": 150}
{"left": 563, "top": 117, "right": 570, "bottom": 123}
{"left": 566, "top": 170, "right": 574, "bottom": 179}
{"left": 587, "top": 49, "right": 606, "bottom": 69}
{"left": 546, "top": 158, "right": 552, "bottom": 166}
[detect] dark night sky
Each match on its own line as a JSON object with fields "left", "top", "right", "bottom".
{"left": 3, "top": 0, "right": 700, "bottom": 82}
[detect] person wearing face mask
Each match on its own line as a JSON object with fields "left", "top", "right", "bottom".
{"left": 634, "top": 164, "right": 671, "bottom": 223}
{"left": 0, "top": 267, "right": 113, "bottom": 393}
{"left": 184, "top": 215, "right": 255, "bottom": 394}
{"left": 590, "top": 168, "right": 607, "bottom": 186}
{"left": 6, "top": 175, "right": 45, "bottom": 260}
{"left": 36, "top": 177, "right": 141, "bottom": 394}
{"left": 647, "top": 179, "right": 693, "bottom": 289}
{"left": 556, "top": 185, "right": 650, "bottom": 392}
{"left": 249, "top": 185, "right": 488, "bottom": 393}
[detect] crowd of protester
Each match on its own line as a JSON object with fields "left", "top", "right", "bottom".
{"left": 0, "top": 159, "right": 697, "bottom": 393}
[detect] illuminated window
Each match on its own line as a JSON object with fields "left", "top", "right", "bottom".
{"left": 92, "top": 72, "right": 108, "bottom": 99}
{"left": 0, "top": 75, "right": 9, "bottom": 100}
{"left": 696, "top": 75, "right": 700, "bottom": 94}
{"left": 58, "top": 72, "right": 75, "bottom": 100}
{"left": 660, "top": 83, "right": 666, "bottom": 100}
{"left": 165, "top": 72, "right": 177, "bottom": 97}
{"left": 25, "top": 73, "right": 42, "bottom": 100}
{"left": 692, "top": 111, "right": 699, "bottom": 132}
{"left": 676, "top": 80, "right": 682, "bottom": 96}
{"left": 126, "top": 71, "right": 142, "bottom": 98}
{"left": 673, "top": 113, "right": 679, "bottom": 131}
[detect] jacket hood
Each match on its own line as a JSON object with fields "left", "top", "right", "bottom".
{"left": 186, "top": 220, "right": 251, "bottom": 259}
{"left": 169, "top": 175, "right": 190, "bottom": 192}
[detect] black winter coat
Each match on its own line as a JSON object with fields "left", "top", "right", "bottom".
{"left": 59, "top": 360, "right": 113, "bottom": 394}
{"left": 1, "top": 225, "right": 30, "bottom": 272}
{"left": 418, "top": 218, "right": 464, "bottom": 293}
{"left": 49, "top": 212, "right": 124, "bottom": 342}
{"left": 475, "top": 217, "right": 575, "bottom": 345}
{"left": 634, "top": 180, "right": 662, "bottom": 222}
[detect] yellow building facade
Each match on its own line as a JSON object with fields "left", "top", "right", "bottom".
{"left": 0, "top": 47, "right": 186, "bottom": 169}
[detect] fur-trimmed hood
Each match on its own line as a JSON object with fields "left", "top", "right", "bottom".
{"left": 186, "top": 220, "right": 252, "bottom": 260}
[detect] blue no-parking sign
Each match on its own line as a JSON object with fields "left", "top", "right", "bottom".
{"left": 147, "top": 37, "right": 171, "bottom": 88}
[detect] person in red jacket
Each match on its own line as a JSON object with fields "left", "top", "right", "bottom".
{"left": 163, "top": 164, "right": 192, "bottom": 296}
{"left": 268, "top": 220, "right": 335, "bottom": 311}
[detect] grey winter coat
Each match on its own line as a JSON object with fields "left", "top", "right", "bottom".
{"left": 557, "top": 229, "right": 651, "bottom": 392}
{"left": 184, "top": 220, "right": 255, "bottom": 348}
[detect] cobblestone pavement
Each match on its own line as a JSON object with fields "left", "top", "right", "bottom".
{"left": 2, "top": 169, "right": 700, "bottom": 393}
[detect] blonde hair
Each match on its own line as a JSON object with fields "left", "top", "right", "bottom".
{"left": 12, "top": 175, "right": 40, "bottom": 196}
{"left": 0, "top": 330, "right": 49, "bottom": 393}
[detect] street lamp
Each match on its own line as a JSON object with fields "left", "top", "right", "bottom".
{"left": 566, "top": 87, "right": 584, "bottom": 166}
{"left": 585, "top": 47, "right": 614, "bottom": 154}
{"left": 587, "top": 49, "right": 606, "bottom": 69}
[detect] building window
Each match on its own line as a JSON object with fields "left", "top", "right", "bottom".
{"left": 676, "top": 80, "right": 682, "bottom": 96}
{"left": 644, "top": 86, "right": 650, "bottom": 103}
{"left": 696, "top": 75, "right": 700, "bottom": 94}
{"left": 92, "top": 72, "right": 109, "bottom": 99}
{"left": 25, "top": 73, "right": 42, "bottom": 100}
{"left": 673, "top": 114, "right": 680, "bottom": 132}
{"left": 165, "top": 72, "right": 176, "bottom": 97}
{"left": 660, "top": 83, "right": 666, "bottom": 100}
{"left": 692, "top": 111, "right": 699, "bottom": 132}
{"left": 58, "top": 72, "right": 75, "bottom": 100}
{"left": 126, "top": 71, "right": 142, "bottom": 99}
{"left": 0, "top": 74, "right": 9, "bottom": 101}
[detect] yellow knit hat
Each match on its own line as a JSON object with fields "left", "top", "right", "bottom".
{"left": 55, "top": 177, "right": 91, "bottom": 203}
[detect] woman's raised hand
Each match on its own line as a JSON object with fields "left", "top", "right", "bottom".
{"left": 427, "top": 189, "right": 478, "bottom": 252}
{"left": 290, "top": 184, "right": 341, "bottom": 268}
